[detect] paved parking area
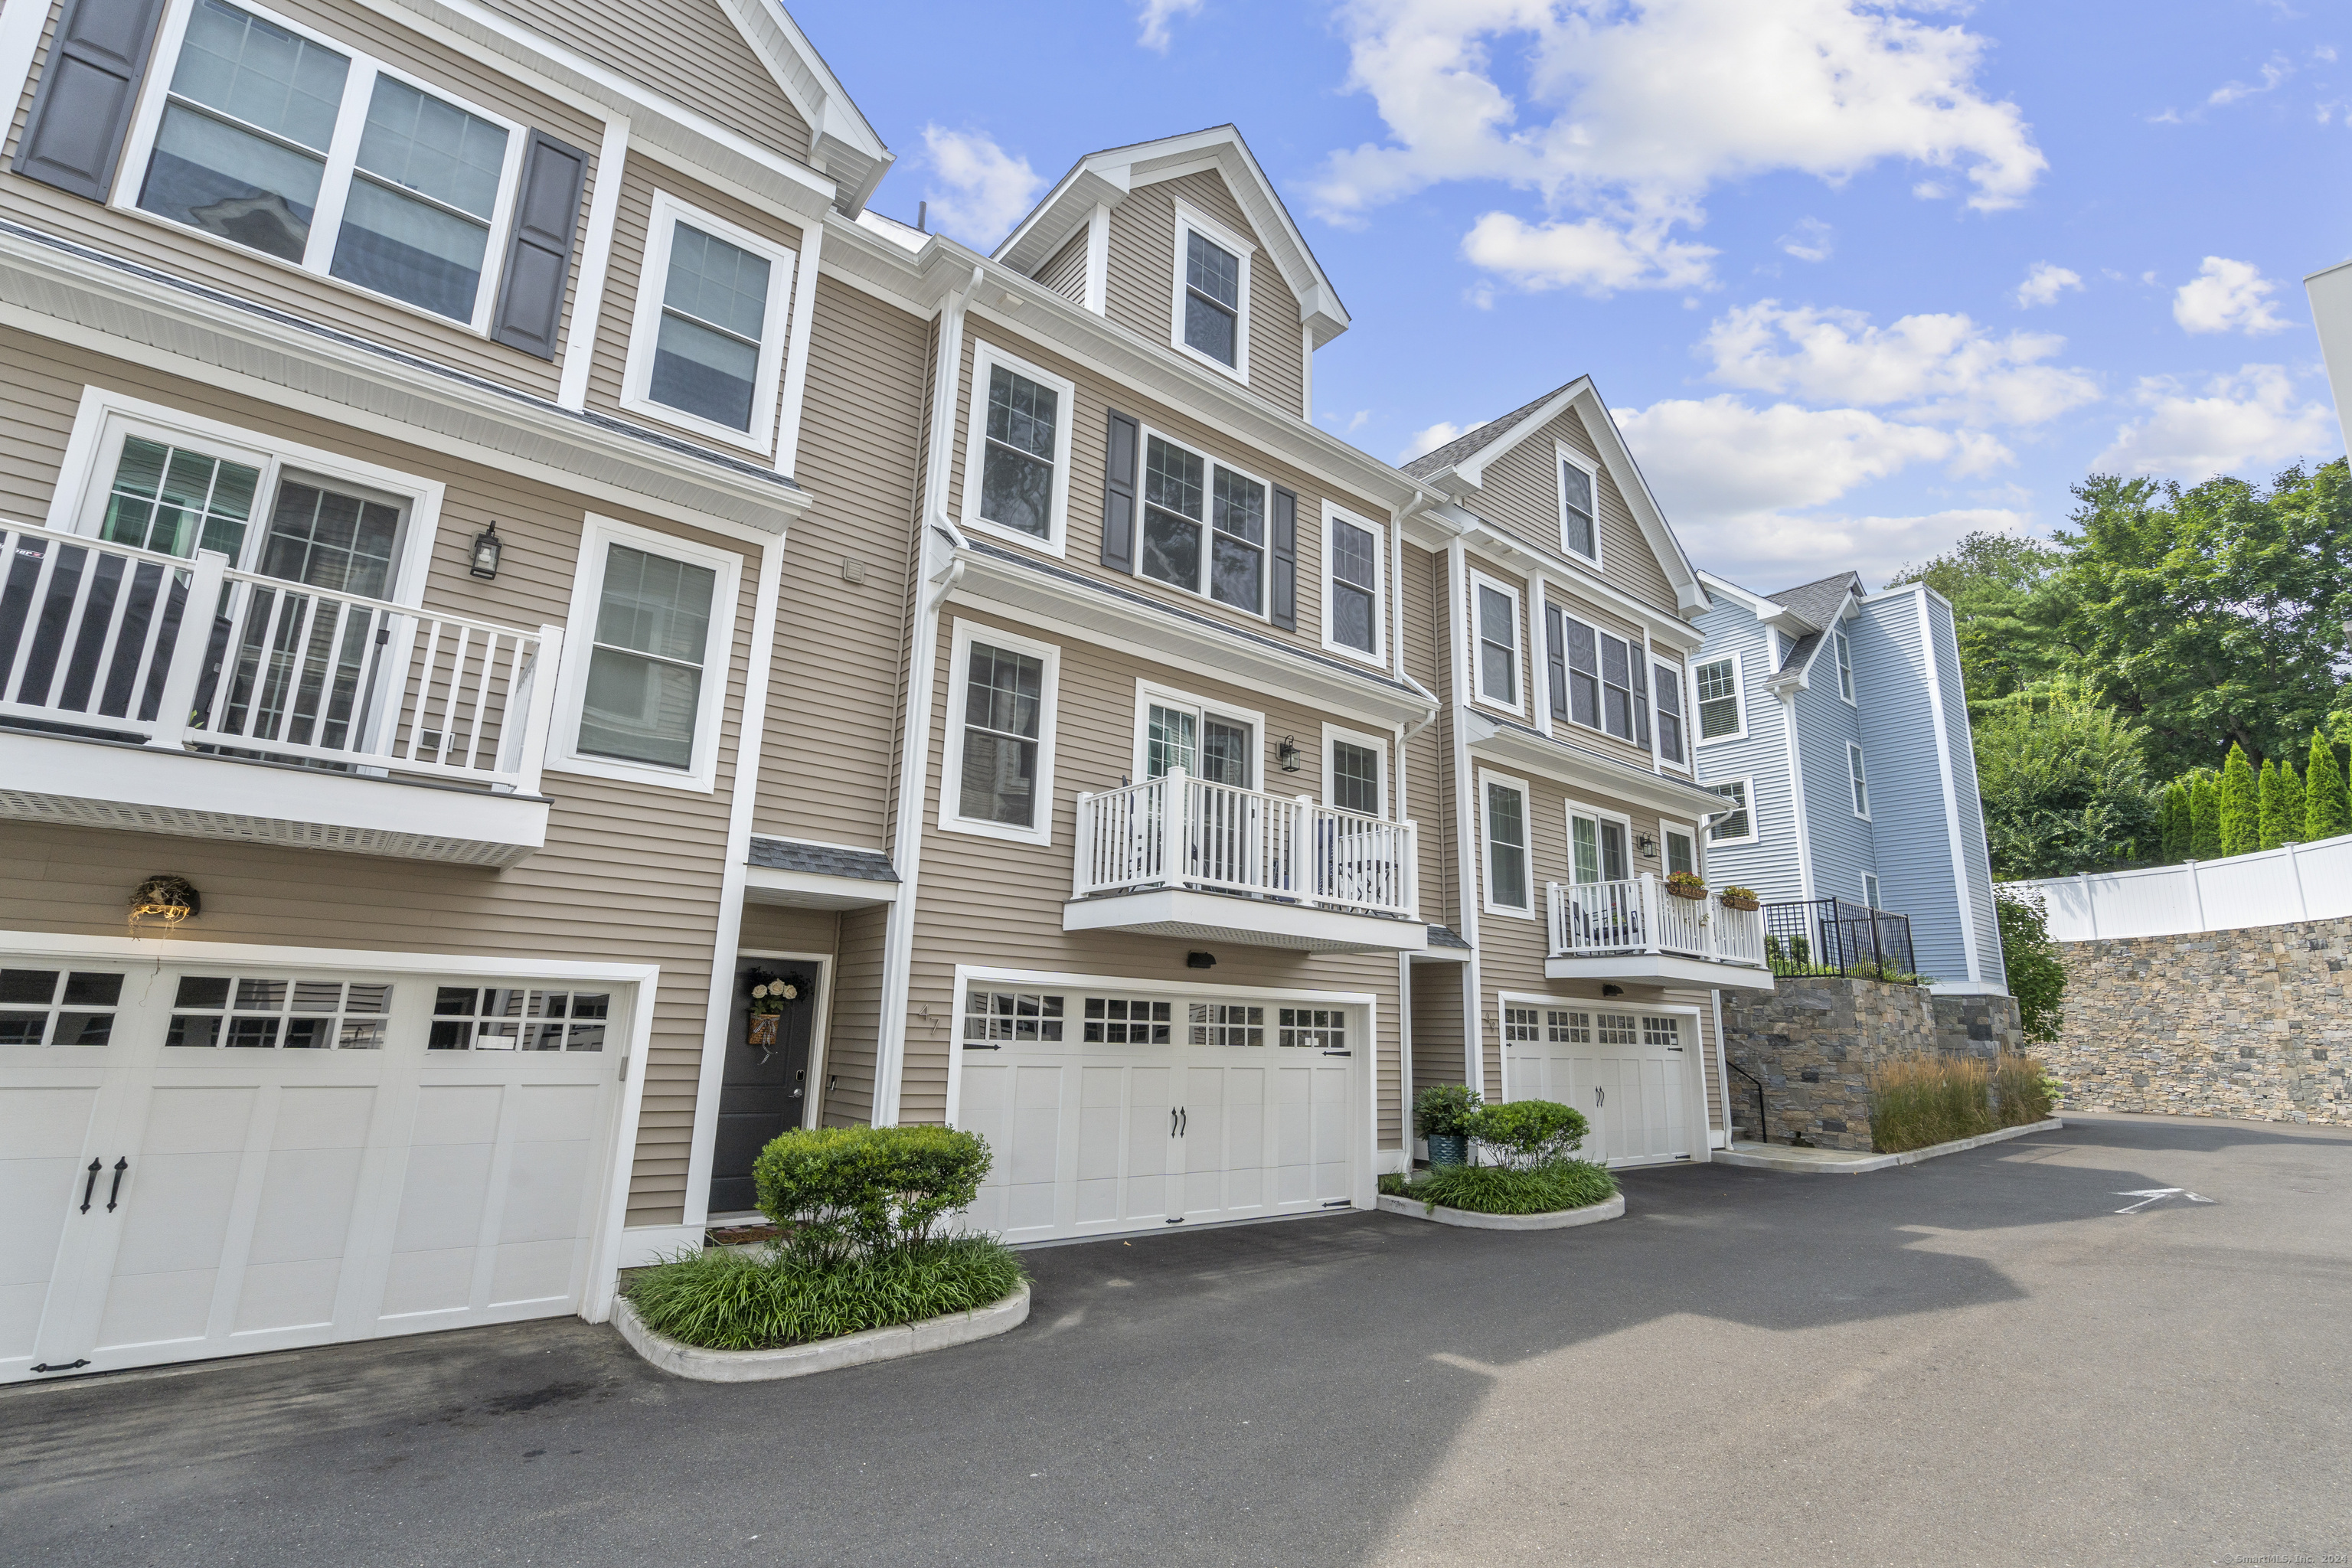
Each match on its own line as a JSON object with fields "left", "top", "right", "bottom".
{"left": 6, "top": 1112, "right": 2349, "bottom": 1568}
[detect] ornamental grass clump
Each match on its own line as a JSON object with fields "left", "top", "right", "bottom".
{"left": 623, "top": 1125, "right": 1025, "bottom": 1352}
{"left": 1867, "top": 1054, "right": 1995, "bottom": 1153}
{"left": 1992, "top": 1052, "right": 2057, "bottom": 1126}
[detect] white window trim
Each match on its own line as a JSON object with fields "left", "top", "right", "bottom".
{"left": 939, "top": 619, "right": 1063, "bottom": 846}
{"left": 1705, "top": 776, "right": 1759, "bottom": 847}
{"left": 1135, "top": 423, "right": 1273, "bottom": 620}
{"left": 1318, "top": 502, "right": 1386, "bottom": 667}
{"left": 1692, "top": 652, "right": 1748, "bottom": 746}
{"left": 1834, "top": 628, "right": 1855, "bottom": 705}
{"left": 1321, "top": 723, "right": 1390, "bottom": 817}
{"left": 1652, "top": 657, "right": 1692, "bottom": 773}
{"left": 959, "top": 339, "right": 1076, "bottom": 558}
{"left": 1468, "top": 569, "right": 1526, "bottom": 717}
{"left": 1478, "top": 767, "right": 1536, "bottom": 920}
{"left": 1658, "top": 816, "right": 1701, "bottom": 880}
{"left": 546, "top": 513, "right": 741, "bottom": 794}
{"left": 1131, "top": 678, "right": 1266, "bottom": 792}
{"left": 1848, "top": 742, "right": 1871, "bottom": 820}
{"left": 1563, "top": 797, "right": 1635, "bottom": 884}
{"left": 47, "top": 386, "right": 444, "bottom": 605}
{"left": 1863, "top": 872, "right": 1883, "bottom": 910}
{"left": 1555, "top": 440, "right": 1602, "bottom": 567}
{"left": 618, "top": 189, "right": 799, "bottom": 453}
{"left": 1168, "top": 199, "right": 1253, "bottom": 384}
{"left": 113, "top": 0, "right": 530, "bottom": 337}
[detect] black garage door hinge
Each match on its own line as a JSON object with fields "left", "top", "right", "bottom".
{"left": 1321, "top": 1199, "right": 1353, "bottom": 1208}
{"left": 31, "top": 1360, "right": 90, "bottom": 1374}
{"left": 1322, "top": 1049, "right": 1352, "bottom": 1057}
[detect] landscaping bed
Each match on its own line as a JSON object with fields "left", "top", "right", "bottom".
{"left": 1384, "top": 1089, "right": 1623, "bottom": 1229}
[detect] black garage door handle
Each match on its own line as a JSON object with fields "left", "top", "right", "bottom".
{"left": 106, "top": 1157, "right": 129, "bottom": 1212}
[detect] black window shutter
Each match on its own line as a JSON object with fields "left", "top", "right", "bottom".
{"left": 1100, "top": 410, "right": 1139, "bottom": 572}
{"left": 1632, "top": 654, "right": 1651, "bottom": 748}
{"left": 490, "top": 131, "right": 590, "bottom": 358}
{"left": 12, "top": 0, "right": 167, "bottom": 201}
{"left": 1269, "top": 487, "right": 1298, "bottom": 630}
{"left": 1545, "top": 605, "right": 1568, "bottom": 720}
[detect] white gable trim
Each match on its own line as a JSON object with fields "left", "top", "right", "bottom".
{"left": 710, "top": 0, "right": 893, "bottom": 214}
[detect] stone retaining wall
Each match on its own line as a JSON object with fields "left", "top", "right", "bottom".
{"left": 1720, "top": 979, "right": 2024, "bottom": 1152}
{"left": 2049, "top": 916, "right": 2351, "bottom": 1125}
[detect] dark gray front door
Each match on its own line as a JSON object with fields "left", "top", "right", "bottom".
{"left": 708, "top": 964, "right": 815, "bottom": 1216}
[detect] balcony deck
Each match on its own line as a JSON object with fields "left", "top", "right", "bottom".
{"left": 1545, "top": 876, "right": 1775, "bottom": 990}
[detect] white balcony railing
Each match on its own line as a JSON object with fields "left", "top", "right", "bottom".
{"left": 1074, "top": 767, "right": 1418, "bottom": 920}
{"left": 1547, "top": 875, "right": 1767, "bottom": 968}
{"left": 0, "top": 519, "right": 560, "bottom": 793}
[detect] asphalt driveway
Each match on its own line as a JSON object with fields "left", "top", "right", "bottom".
{"left": 6, "top": 1112, "right": 2349, "bottom": 1568}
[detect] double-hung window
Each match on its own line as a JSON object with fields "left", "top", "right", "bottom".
{"left": 1662, "top": 823, "right": 1698, "bottom": 878}
{"left": 131, "top": 0, "right": 522, "bottom": 326}
{"left": 1863, "top": 872, "right": 1883, "bottom": 910}
{"left": 1654, "top": 662, "right": 1687, "bottom": 765}
{"left": 1849, "top": 743, "right": 1870, "bottom": 818}
{"left": 1140, "top": 433, "right": 1267, "bottom": 614}
{"left": 1707, "top": 779, "right": 1755, "bottom": 844}
{"left": 1481, "top": 773, "right": 1533, "bottom": 916}
{"left": 1558, "top": 448, "right": 1599, "bottom": 563}
{"left": 1172, "top": 204, "right": 1250, "bottom": 377}
{"left": 1325, "top": 727, "right": 1387, "bottom": 817}
{"left": 1470, "top": 572, "right": 1522, "bottom": 711}
{"left": 1834, "top": 629, "right": 1854, "bottom": 703}
{"left": 622, "top": 193, "right": 795, "bottom": 447}
{"left": 942, "top": 622, "right": 1060, "bottom": 844}
{"left": 1548, "top": 603, "right": 1645, "bottom": 746}
{"left": 1324, "top": 509, "right": 1383, "bottom": 662}
{"left": 962, "top": 344, "right": 1074, "bottom": 553}
{"left": 1694, "top": 655, "right": 1743, "bottom": 741}
{"left": 554, "top": 516, "right": 738, "bottom": 791}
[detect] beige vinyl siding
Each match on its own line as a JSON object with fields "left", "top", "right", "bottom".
{"left": 821, "top": 904, "right": 887, "bottom": 1125}
{"left": 943, "top": 322, "right": 1388, "bottom": 663}
{"left": 0, "top": 334, "right": 763, "bottom": 1225}
{"left": 586, "top": 150, "right": 803, "bottom": 459}
{"left": 1410, "top": 960, "right": 1465, "bottom": 1096}
{"left": 1032, "top": 226, "right": 1089, "bottom": 307}
{"left": 753, "top": 275, "right": 924, "bottom": 849}
{"left": 484, "top": 0, "right": 815, "bottom": 168}
{"left": 740, "top": 906, "right": 841, "bottom": 955}
{"left": 1468, "top": 406, "right": 1678, "bottom": 614}
{"left": 903, "top": 608, "right": 1408, "bottom": 1147}
{"left": 1101, "top": 172, "right": 1307, "bottom": 420}
{"left": 4, "top": 0, "right": 599, "bottom": 401}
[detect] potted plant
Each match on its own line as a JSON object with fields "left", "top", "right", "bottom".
{"left": 1719, "top": 884, "right": 1762, "bottom": 912}
{"left": 1663, "top": 870, "right": 1707, "bottom": 900}
{"left": 1415, "top": 1083, "right": 1482, "bottom": 1167}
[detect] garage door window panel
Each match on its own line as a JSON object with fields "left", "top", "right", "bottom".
{"left": 0, "top": 969, "right": 125, "bottom": 1047}
{"left": 1084, "top": 998, "right": 1171, "bottom": 1045}
{"left": 963, "top": 991, "right": 1065, "bottom": 1044}
{"left": 165, "top": 974, "right": 391, "bottom": 1049}
{"left": 428, "top": 985, "right": 607, "bottom": 1050}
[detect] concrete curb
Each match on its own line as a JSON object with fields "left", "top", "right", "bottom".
{"left": 612, "top": 1282, "right": 1030, "bottom": 1382}
{"left": 1374, "top": 1191, "right": 1625, "bottom": 1230}
{"left": 1714, "top": 1118, "right": 2066, "bottom": 1174}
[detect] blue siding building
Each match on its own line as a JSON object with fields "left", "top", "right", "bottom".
{"left": 1689, "top": 571, "right": 2007, "bottom": 995}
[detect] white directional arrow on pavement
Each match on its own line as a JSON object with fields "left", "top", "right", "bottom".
{"left": 2112, "top": 1188, "right": 2216, "bottom": 1214}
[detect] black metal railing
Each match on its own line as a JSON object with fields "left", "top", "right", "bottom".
{"left": 1762, "top": 898, "right": 1917, "bottom": 979}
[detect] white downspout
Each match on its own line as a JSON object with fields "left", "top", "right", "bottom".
{"left": 871, "top": 265, "right": 982, "bottom": 1126}
{"left": 1445, "top": 536, "right": 1485, "bottom": 1099}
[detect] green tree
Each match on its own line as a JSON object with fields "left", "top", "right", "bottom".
{"left": 2190, "top": 773, "right": 2223, "bottom": 858}
{"left": 1971, "top": 677, "right": 2158, "bottom": 878}
{"left": 2159, "top": 780, "right": 2191, "bottom": 860}
{"left": 1994, "top": 886, "right": 2066, "bottom": 1044}
{"left": 2219, "top": 744, "right": 2259, "bottom": 856}
{"left": 2310, "top": 733, "right": 2352, "bottom": 841}
{"left": 2030, "top": 463, "right": 2352, "bottom": 780}
{"left": 2281, "top": 759, "right": 2306, "bottom": 842}
{"left": 2256, "top": 758, "right": 2285, "bottom": 850}
{"left": 1886, "top": 531, "right": 2065, "bottom": 710}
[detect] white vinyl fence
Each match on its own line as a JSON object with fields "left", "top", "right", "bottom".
{"left": 2011, "top": 832, "right": 2352, "bottom": 941}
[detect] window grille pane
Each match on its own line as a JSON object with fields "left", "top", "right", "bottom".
{"left": 102, "top": 439, "right": 260, "bottom": 560}
{"left": 332, "top": 177, "right": 492, "bottom": 321}
{"left": 172, "top": 0, "right": 348, "bottom": 149}
{"left": 1642, "top": 1016, "right": 1681, "bottom": 1050}
{"left": 1696, "top": 658, "right": 1740, "bottom": 739}
{"left": 1566, "top": 618, "right": 1599, "bottom": 728}
{"left": 980, "top": 367, "right": 1057, "bottom": 537}
{"left": 1184, "top": 233, "right": 1240, "bottom": 366}
{"left": 959, "top": 643, "right": 1044, "bottom": 826}
{"left": 354, "top": 76, "right": 505, "bottom": 220}
{"left": 663, "top": 224, "right": 770, "bottom": 341}
{"left": 1146, "top": 704, "right": 1196, "bottom": 779}
{"left": 1276, "top": 1008, "right": 1344, "bottom": 1048}
{"left": 142, "top": 102, "right": 327, "bottom": 261}
{"left": 1487, "top": 783, "right": 1528, "bottom": 907}
{"left": 1503, "top": 1006, "right": 1538, "bottom": 1043}
{"left": 170, "top": 973, "right": 391, "bottom": 1050}
{"left": 1596, "top": 1013, "right": 1638, "bottom": 1047}
{"left": 1561, "top": 461, "right": 1596, "bottom": 557}
{"left": 1546, "top": 1010, "right": 1591, "bottom": 1044}
{"left": 1200, "top": 718, "right": 1253, "bottom": 786}
{"left": 1708, "top": 781, "right": 1750, "bottom": 841}
{"left": 582, "top": 544, "right": 717, "bottom": 769}
{"left": 258, "top": 481, "right": 402, "bottom": 597}
{"left": 1189, "top": 1002, "right": 1263, "bottom": 1047}
{"left": 1572, "top": 815, "right": 1599, "bottom": 884}
{"left": 1209, "top": 469, "right": 1264, "bottom": 609}
{"left": 1331, "top": 740, "right": 1380, "bottom": 815}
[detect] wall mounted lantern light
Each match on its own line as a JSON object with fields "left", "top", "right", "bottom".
{"left": 1276, "top": 736, "right": 1302, "bottom": 773}
{"left": 469, "top": 521, "right": 504, "bottom": 580}
{"left": 129, "top": 874, "right": 200, "bottom": 930}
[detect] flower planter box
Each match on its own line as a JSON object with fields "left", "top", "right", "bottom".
{"left": 1720, "top": 896, "right": 1760, "bottom": 912}
{"left": 1664, "top": 885, "right": 1707, "bottom": 901}
{"left": 613, "top": 1282, "right": 1030, "bottom": 1383}
{"left": 1374, "top": 1191, "right": 1625, "bottom": 1231}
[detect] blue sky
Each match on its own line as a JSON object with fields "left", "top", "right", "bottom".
{"left": 795, "top": 0, "right": 2349, "bottom": 590}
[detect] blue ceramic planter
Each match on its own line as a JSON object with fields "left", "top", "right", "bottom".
{"left": 1425, "top": 1132, "right": 1469, "bottom": 1167}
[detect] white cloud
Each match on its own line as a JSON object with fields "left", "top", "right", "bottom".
{"left": 1314, "top": 0, "right": 2046, "bottom": 296}
{"left": 1700, "top": 301, "right": 2100, "bottom": 426}
{"left": 2015, "top": 261, "right": 2082, "bottom": 308}
{"left": 1613, "top": 397, "right": 2006, "bottom": 524}
{"left": 2172, "top": 256, "right": 2289, "bottom": 335}
{"left": 918, "top": 126, "right": 1044, "bottom": 249}
{"left": 2207, "top": 55, "right": 2292, "bottom": 106}
{"left": 1402, "top": 420, "right": 1469, "bottom": 462}
{"left": 1694, "top": 507, "right": 2034, "bottom": 585}
{"left": 1135, "top": 0, "right": 1204, "bottom": 52}
{"left": 2093, "top": 365, "right": 2340, "bottom": 479}
{"left": 1779, "top": 217, "right": 1834, "bottom": 263}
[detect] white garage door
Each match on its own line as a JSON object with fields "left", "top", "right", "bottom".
{"left": 956, "top": 987, "right": 1363, "bottom": 1245}
{"left": 2, "top": 957, "right": 629, "bottom": 1385}
{"left": 1503, "top": 1005, "right": 1695, "bottom": 1165}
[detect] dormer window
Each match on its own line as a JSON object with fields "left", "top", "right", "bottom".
{"left": 1558, "top": 446, "right": 1599, "bottom": 564}
{"left": 1170, "top": 203, "right": 1251, "bottom": 380}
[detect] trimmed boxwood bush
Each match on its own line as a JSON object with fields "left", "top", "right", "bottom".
{"left": 1471, "top": 1099, "right": 1588, "bottom": 1167}
{"left": 753, "top": 1124, "right": 990, "bottom": 1263}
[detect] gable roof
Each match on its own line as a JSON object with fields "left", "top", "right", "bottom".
{"left": 1697, "top": 569, "right": 1862, "bottom": 682}
{"left": 994, "top": 125, "right": 1348, "bottom": 347}
{"left": 1766, "top": 572, "right": 1864, "bottom": 635}
{"left": 1401, "top": 376, "right": 1704, "bottom": 610}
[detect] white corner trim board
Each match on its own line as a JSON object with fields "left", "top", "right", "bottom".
{"left": 1374, "top": 1191, "right": 1625, "bottom": 1230}
{"left": 612, "top": 1282, "right": 1031, "bottom": 1381}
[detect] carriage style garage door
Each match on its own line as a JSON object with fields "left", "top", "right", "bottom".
{"left": 955, "top": 983, "right": 1365, "bottom": 1245}
{"left": 1501, "top": 1004, "right": 1697, "bottom": 1165}
{"left": 2, "top": 956, "right": 629, "bottom": 1385}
